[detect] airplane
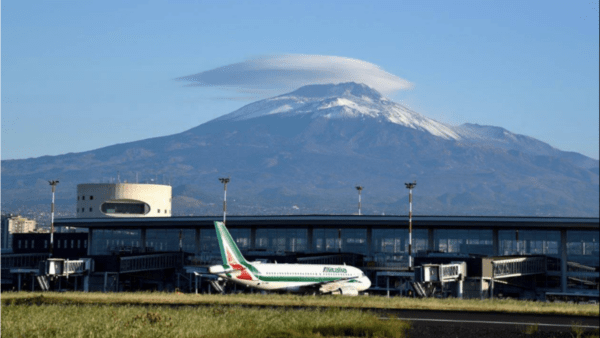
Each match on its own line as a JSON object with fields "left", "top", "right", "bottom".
{"left": 208, "top": 221, "right": 371, "bottom": 296}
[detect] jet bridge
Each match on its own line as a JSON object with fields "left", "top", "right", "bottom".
{"left": 488, "top": 257, "right": 546, "bottom": 279}
{"left": 412, "top": 262, "right": 467, "bottom": 298}
{"left": 37, "top": 258, "right": 94, "bottom": 291}
{"left": 119, "top": 253, "right": 183, "bottom": 273}
{"left": 484, "top": 256, "right": 547, "bottom": 299}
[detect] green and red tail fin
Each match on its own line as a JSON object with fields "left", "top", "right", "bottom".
{"left": 214, "top": 221, "right": 249, "bottom": 269}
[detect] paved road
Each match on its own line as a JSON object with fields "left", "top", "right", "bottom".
{"left": 383, "top": 309, "right": 598, "bottom": 329}
{"left": 377, "top": 309, "right": 599, "bottom": 337}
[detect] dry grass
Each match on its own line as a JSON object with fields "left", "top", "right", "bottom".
{"left": 1, "top": 303, "right": 410, "bottom": 338}
{"left": 2, "top": 291, "right": 598, "bottom": 317}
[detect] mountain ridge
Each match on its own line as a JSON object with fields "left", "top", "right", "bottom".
{"left": 1, "top": 82, "right": 598, "bottom": 221}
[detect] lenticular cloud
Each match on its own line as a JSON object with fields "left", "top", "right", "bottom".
{"left": 177, "top": 55, "right": 413, "bottom": 97}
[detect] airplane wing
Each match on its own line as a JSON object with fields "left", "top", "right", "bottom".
{"left": 305, "top": 276, "right": 361, "bottom": 294}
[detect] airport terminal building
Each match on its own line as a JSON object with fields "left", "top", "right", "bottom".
{"left": 3, "top": 214, "right": 598, "bottom": 300}
{"left": 2, "top": 183, "right": 598, "bottom": 300}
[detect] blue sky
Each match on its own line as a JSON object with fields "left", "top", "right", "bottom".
{"left": 2, "top": 0, "right": 599, "bottom": 160}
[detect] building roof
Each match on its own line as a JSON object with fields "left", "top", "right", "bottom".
{"left": 54, "top": 215, "right": 599, "bottom": 231}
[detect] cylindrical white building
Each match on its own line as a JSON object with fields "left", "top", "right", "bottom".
{"left": 76, "top": 183, "right": 172, "bottom": 218}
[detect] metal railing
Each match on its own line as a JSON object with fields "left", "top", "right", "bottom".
{"left": 492, "top": 257, "right": 546, "bottom": 279}
{"left": 440, "top": 264, "right": 462, "bottom": 281}
{"left": 120, "top": 253, "right": 182, "bottom": 273}
{"left": 64, "top": 260, "right": 86, "bottom": 275}
{"left": 1, "top": 253, "right": 49, "bottom": 269}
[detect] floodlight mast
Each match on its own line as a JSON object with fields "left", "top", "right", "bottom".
{"left": 48, "top": 180, "right": 59, "bottom": 256}
{"left": 355, "top": 186, "right": 363, "bottom": 216}
{"left": 405, "top": 181, "right": 416, "bottom": 270}
{"left": 219, "top": 177, "right": 230, "bottom": 226}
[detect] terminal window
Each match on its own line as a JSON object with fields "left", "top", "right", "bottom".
{"left": 101, "top": 202, "right": 149, "bottom": 215}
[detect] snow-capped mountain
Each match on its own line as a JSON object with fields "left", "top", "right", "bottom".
{"left": 216, "top": 82, "right": 461, "bottom": 140}
{"left": 2, "top": 82, "right": 598, "bottom": 219}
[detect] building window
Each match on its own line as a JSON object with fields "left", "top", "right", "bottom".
{"left": 64, "top": 240, "right": 67, "bottom": 248}
{"left": 78, "top": 240, "right": 81, "bottom": 248}
{"left": 101, "top": 202, "right": 150, "bottom": 215}
{"left": 84, "top": 240, "right": 87, "bottom": 249}
{"left": 71, "top": 240, "right": 74, "bottom": 248}
{"left": 77, "top": 196, "right": 80, "bottom": 200}
{"left": 157, "top": 209, "right": 161, "bottom": 213}
{"left": 81, "top": 208, "right": 84, "bottom": 212}
{"left": 82, "top": 196, "right": 85, "bottom": 200}
{"left": 31, "top": 240, "right": 35, "bottom": 249}
{"left": 89, "top": 207, "right": 92, "bottom": 212}
{"left": 25, "top": 240, "right": 28, "bottom": 249}
{"left": 90, "top": 196, "right": 94, "bottom": 200}
{"left": 44, "top": 240, "right": 48, "bottom": 249}
{"left": 57, "top": 240, "right": 60, "bottom": 249}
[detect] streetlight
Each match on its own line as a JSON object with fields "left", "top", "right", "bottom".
{"left": 48, "top": 180, "right": 59, "bottom": 256}
{"left": 405, "top": 181, "right": 416, "bottom": 270}
{"left": 355, "top": 186, "right": 363, "bottom": 215}
{"left": 218, "top": 177, "right": 230, "bottom": 226}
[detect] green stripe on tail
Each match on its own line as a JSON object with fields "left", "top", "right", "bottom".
{"left": 214, "top": 221, "right": 258, "bottom": 273}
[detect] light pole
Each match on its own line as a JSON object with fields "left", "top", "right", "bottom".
{"left": 219, "top": 177, "right": 230, "bottom": 226}
{"left": 405, "top": 181, "right": 416, "bottom": 270}
{"left": 48, "top": 180, "right": 59, "bottom": 256}
{"left": 355, "top": 186, "right": 363, "bottom": 215}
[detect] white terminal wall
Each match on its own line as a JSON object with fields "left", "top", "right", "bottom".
{"left": 76, "top": 183, "right": 172, "bottom": 218}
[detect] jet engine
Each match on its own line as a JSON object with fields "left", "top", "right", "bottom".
{"left": 338, "top": 285, "right": 359, "bottom": 296}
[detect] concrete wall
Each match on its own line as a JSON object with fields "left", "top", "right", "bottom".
{"left": 76, "top": 183, "right": 172, "bottom": 218}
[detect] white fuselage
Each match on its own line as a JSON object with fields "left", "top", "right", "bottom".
{"left": 211, "top": 262, "right": 371, "bottom": 293}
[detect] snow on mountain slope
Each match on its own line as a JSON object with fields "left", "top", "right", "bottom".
{"left": 216, "top": 82, "right": 462, "bottom": 140}
{"left": 213, "top": 82, "right": 586, "bottom": 161}
{"left": 454, "top": 123, "right": 562, "bottom": 156}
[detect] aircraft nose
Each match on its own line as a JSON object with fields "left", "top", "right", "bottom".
{"left": 363, "top": 277, "right": 372, "bottom": 290}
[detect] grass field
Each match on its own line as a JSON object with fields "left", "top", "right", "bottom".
{"left": 1, "top": 302, "right": 410, "bottom": 338}
{"left": 2, "top": 291, "right": 598, "bottom": 317}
